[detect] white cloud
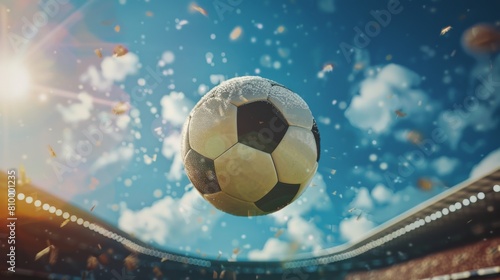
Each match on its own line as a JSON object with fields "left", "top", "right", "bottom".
{"left": 432, "top": 156, "right": 460, "bottom": 176}
{"left": 162, "top": 132, "right": 184, "bottom": 181}
{"left": 371, "top": 183, "right": 392, "bottom": 204}
{"left": 345, "top": 64, "right": 433, "bottom": 133}
{"left": 247, "top": 238, "right": 291, "bottom": 261}
{"left": 349, "top": 187, "right": 373, "bottom": 211}
{"left": 317, "top": 116, "right": 331, "bottom": 125}
{"left": 287, "top": 216, "right": 324, "bottom": 252}
{"left": 469, "top": 148, "right": 500, "bottom": 179}
{"left": 118, "top": 187, "right": 222, "bottom": 246}
{"left": 56, "top": 92, "right": 93, "bottom": 124}
{"left": 90, "top": 144, "right": 134, "bottom": 173}
{"left": 81, "top": 53, "right": 140, "bottom": 91}
{"left": 160, "top": 91, "right": 194, "bottom": 127}
{"left": 339, "top": 215, "right": 376, "bottom": 242}
{"left": 437, "top": 57, "right": 500, "bottom": 149}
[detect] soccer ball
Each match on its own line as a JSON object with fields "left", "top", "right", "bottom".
{"left": 181, "top": 76, "right": 320, "bottom": 216}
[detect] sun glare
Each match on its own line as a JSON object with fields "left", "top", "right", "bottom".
{"left": 0, "top": 59, "right": 31, "bottom": 100}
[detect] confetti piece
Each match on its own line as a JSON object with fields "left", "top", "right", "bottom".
{"left": 356, "top": 213, "right": 362, "bottom": 220}
{"left": 353, "top": 62, "right": 364, "bottom": 70}
{"left": 124, "top": 254, "right": 138, "bottom": 271}
{"left": 90, "top": 205, "right": 96, "bottom": 212}
{"left": 153, "top": 266, "right": 163, "bottom": 277}
{"left": 332, "top": 191, "right": 337, "bottom": 196}
{"left": 114, "top": 25, "right": 121, "bottom": 32}
{"left": 440, "top": 25, "right": 452, "bottom": 36}
{"left": 395, "top": 109, "right": 407, "bottom": 118}
{"left": 330, "top": 169, "right": 337, "bottom": 175}
{"left": 233, "top": 248, "right": 240, "bottom": 255}
{"left": 322, "top": 63, "right": 334, "bottom": 72}
{"left": 60, "top": 219, "right": 70, "bottom": 228}
{"left": 112, "top": 102, "right": 129, "bottom": 115}
{"left": 176, "top": 19, "right": 189, "bottom": 29}
{"left": 219, "top": 270, "right": 226, "bottom": 279}
{"left": 230, "top": 26, "right": 243, "bottom": 41}
{"left": 348, "top": 207, "right": 356, "bottom": 213}
{"left": 161, "top": 257, "right": 168, "bottom": 262}
{"left": 94, "top": 49, "right": 103, "bottom": 58}
{"left": 97, "top": 244, "right": 102, "bottom": 250}
{"left": 190, "top": 3, "right": 208, "bottom": 16}
{"left": 213, "top": 271, "right": 218, "bottom": 279}
{"left": 48, "top": 145, "right": 57, "bottom": 158}
{"left": 152, "top": 154, "right": 157, "bottom": 162}
{"left": 276, "top": 25, "right": 286, "bottom": 34}
{"left": 417, "top": 178, "right": 433, "bottom": 191}
{"left": 407, "top": 130, "right": 423, "bottom": 145}
{"left": 35, "top": 246, "right": 52, "bottom": 261}
{"left": 113, "top": 45, "right": 128, "bottom": 57}
{"left": 274, "top": 229, "right": 284, "bottom": 238}
{"left": 49, "top": 246, "right": 58, "bottom": 265}
{"left": 87, "top": 256, "right": 99, "bottom": 270}
{"left": 145, "top": 11, "right": 154, "bottom": 17}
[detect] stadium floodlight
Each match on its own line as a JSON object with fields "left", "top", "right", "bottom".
{"left": 470, "top": 195, "right": 478, "bottom": 203}
{"left": 477, "top": 192, "right": 485, "bottom": 200}
{"left": 494, "top": 184, "right": 500, "bottom": 192}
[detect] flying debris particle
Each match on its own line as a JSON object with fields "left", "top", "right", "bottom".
{"left": 407, "top": 130, "right": 423, "bottom": 145}
{"left": 356, "top": 213, "right": 362, "bottom": 221}
{"left": 395, "top": 109, "right": 407, "bottom": 118}
{"left": 276, "top": 25, "right": 286, "bottom": 34}
{"left": 90, "top": 205, "right": 96, "bottom": 212}
{"left": 213, "top": 271, "right": 218, "bottom": 279}
{"left": 160, "top": 257, "right": 168, "bottom": 262}
{"left": 35, "top": 245, "right": 52, "bottom": 261}
{"left": 97, "top": 244, "right": 102, "bottom": 250}
{"left": 113, "top": 45, "right": 128, "bottom": 57}
{"left": 348, "top": 207, "right": 356, "bottom": 213}
{"left": 417, "top": 178, "right": 433, "bottom": 191}
{"left": 220, "top": 270, "right": 226, "bottom": 279}
{"left": 88, "top": 177, "right": 99, "bottom": 190}
{"left": 49, "top": 246, "right": 58, "bottom": 265}
{"left": 230, "top": 26, "right": 243, "bottom": 41}
{"left": 233, "top": 248, "right": 240, "bottom": 255}
{"left": 440, "top": 25, "right": 452, "bottom": 35}
{"left": 451, "top": 49, "right": 456, "bottom": 57}
{"left": 114, "top": 25, "right": 121, "bottom": 32}
{"left": 190, "top": 3, "right": 208, "bottom": 16}
{"left": 87, "top": 256, "right": 99, "bottom": 270}
{"left": 145, "top": 11, "right": 154, "bottom": 17}
{"left": 386, "top": 54, "right": 393, "bottom": 61}
{"left": 112, "top": 102, "right": 129, "bottom": 115}
{"left": 322, "top": 63, "right": 334, "bottom": 72}
{"left": 153, "top": 266, "right": 163, "bottom": 277}
{"left": 330, "top": 169, "right": 337, "bottom": 175}
{"left": 94, "top": 49, "right": 103, "bottom": 58}
{"left": 274, "top": 229, "right": 284, "bottom": 238}
{"left": 152, "top": 154, "right": 157, "bottom": 162}
{"left": 176, "top": 19, "right": 189, "bottom": 30}
{"left": 60, "top": 219, "right": 70, "bottom": 228}
{"left": 124, "top": 254, "right": 139, "bottom": 271}
{"left": 354, "top": 63, "right": 364, "bottom": 70}
{"left": 48, "top": 145, "right": 57, "bottom": 158}
{"left": 332, "top": 191, "right": 337, "bottom": 196}
{"left": 467, "top": 219, "right": 472, "bottom": 224}
{"left": 18, "top": 165, "right": 31, "bottom": 185}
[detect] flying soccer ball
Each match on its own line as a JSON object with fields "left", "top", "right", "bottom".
{"left": 181, "top": 76, "right": 320, "bottom": 216}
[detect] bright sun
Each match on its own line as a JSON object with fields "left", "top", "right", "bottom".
{"left": 0, "top": 59, "right": 31, "bottom": 100}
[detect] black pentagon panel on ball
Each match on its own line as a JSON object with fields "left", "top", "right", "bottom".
{"left": 311, "top": 118, "right": 321, "bottom": 161}
{"left": 184, "top": 149, "right": 222, "bottom": 194}
{"left": 237, "top": 101, "right": 289, "bottom": 154}
{"left": 255, "top": 182, "right": 300, "bottom": 213}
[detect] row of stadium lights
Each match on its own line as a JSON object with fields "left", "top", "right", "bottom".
{"left": 16, "top": 193, "right": 211, "bottom": 268}
{"left": 15, "top": 184, "right": 500, "bottom": 272}
{"left": 284, "top": 187, "right": 498, "bottom": 269}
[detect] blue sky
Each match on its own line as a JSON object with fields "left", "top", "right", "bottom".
{"left": 1, "top": 0, "right": 500, "bottom": 261}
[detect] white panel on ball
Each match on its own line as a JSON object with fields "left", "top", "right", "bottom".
{"left": 189, "top": 98, "right": 238, "bottom": 160}
{"left": 268, "top": 85, "right": 313, "bottom": 129}
{"left": 293, "top": 162, "right": 318, "bottom": 201}
{"left": 215, "top": 76, "right": 271, "bottom": 107}
{"left": 204, "top": 192, "right": 266, "bottom": 216}
{"left": 272, "top": 126, "right": 317, "bottom": 184}
{"left": 214, "top": 143, "right": 278, "bottom": 202}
